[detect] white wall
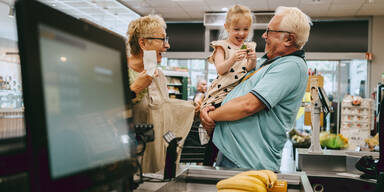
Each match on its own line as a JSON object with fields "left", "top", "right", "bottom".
{"left": 370, "top": 16, "right": 384, "bottom": 92}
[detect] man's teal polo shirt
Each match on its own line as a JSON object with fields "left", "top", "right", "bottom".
{"left": 212, "top": 50, "right": 308, "bottom": 171}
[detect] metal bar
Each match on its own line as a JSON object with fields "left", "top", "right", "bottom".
{"left": 337, "top": 60, "right": 341, "bottom": 134}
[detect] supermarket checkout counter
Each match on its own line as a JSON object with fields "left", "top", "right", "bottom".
{"left": 135, "top": 165, "right": 313, "bottom": 192}
{"left": 297, "top": 148, "right": 377, "bottom": 191}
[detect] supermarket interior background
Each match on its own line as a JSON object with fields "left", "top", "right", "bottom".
{"left": 1, "top": 0, "right": 384, "bottom": 191}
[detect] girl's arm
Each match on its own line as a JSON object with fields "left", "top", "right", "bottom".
{"left": 245, "top": 49, "right": 257, "bottom": 71}
{"left": 214, "top": 46, "right": 247, "bottom": 75}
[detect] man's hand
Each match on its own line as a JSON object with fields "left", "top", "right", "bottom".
{"left": 130, "top": 70, "right": 153, "bottom": 94}
{"left": 200, "top": 105, "right": 216, "bottom": 135}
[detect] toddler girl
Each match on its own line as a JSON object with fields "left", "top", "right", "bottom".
{"left": 201, "top": 4, "right": 257, "bottom": 111}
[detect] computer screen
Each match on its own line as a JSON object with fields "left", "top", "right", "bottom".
{"left": 39, "top": 24, "right": 133, "bottom": 179}
{"left": 15, "top": 1, "right": 136, "bottom": 191}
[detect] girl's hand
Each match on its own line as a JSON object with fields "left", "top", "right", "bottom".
{"left": 230, "top": 49, "right": 248, "bottom": 63}
{"left": 246, "top": 49, "right": 257, "bottom": 70}
{"left": 153, "top": 69, "right": 159, "bottom": 77}
{"left": 194, "top": 100, "right": 202, "bottom": 113}
{"left": 246, "top": 49, "right": 257, "bottom": 61}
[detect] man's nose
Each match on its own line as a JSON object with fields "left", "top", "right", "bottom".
{"left": 262, "top": 32, "right": 267, "bottom": 39}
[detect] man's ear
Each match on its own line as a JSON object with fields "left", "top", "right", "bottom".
{"left": 284, "top": 33, "right": 297, "bottom": 47}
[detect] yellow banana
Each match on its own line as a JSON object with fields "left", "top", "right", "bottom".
{"left": 216, "top": 175, "right": 267, "bottom": 192}
{"left": 269, "top": 180, "right": 288, "bottom": 192}
{"left": 260, "top": 170, "right": 277, "bottom": 188}
{"left": 236, "top": 170, "right": 270, "bottom": 188}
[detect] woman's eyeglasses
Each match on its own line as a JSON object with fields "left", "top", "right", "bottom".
{"left": 145, "top": 36, "right": 169, "bottom": 44}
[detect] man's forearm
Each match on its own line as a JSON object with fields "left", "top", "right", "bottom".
{"left": 209, "top": 93, "right": 265, "bottom": 122}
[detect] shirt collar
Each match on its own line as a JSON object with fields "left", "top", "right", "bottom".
{"left": 261, "top": 50, "right": 305, "bottom": 67}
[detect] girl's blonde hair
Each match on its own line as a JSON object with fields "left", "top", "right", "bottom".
{"left": 275, "top": 6, "right": 312, "bottom": 49}
{"left": 225, "top": 4, "right": 253, "bottom": 28}
{"left": 126, "top": 15, "right": 166, "bottom": 56}
{"left": 219, "top": 4, "right": 254, "bottom": 41}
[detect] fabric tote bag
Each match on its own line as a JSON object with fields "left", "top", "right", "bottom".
{"left": 140, "top": 74, "right": 194, "bottom": 173}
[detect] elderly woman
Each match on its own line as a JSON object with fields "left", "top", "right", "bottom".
{"left": 127, "top": 15, "right": 170, "bottom": 103}
{"left": 127, "top": 15, "right": 194, "bottom": 173}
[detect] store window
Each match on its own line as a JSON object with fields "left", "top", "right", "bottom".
{"left": 296, "top": 59, "right": 368, "bottom": 133}
{"left": 0, "top": 1, "right": 25, "bottom": 139}
{"left": 161, "top": 58, "right": 207, "bottom": 100}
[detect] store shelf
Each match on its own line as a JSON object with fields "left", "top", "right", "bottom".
{"left": 164, "top": 70, "right": 188, "bottom": 100}
{"left": 163, "top": 70, "right": 188, "bottom": 77}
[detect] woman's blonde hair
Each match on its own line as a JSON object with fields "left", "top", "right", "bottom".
{"left": 275, "top": 6, "right": 312, "bottom": 49}
{"left": 225, "top": 4, "right": 253, "bottom": 28}
{"left": 127, "top": 15, "right": 166, "bottom": 56}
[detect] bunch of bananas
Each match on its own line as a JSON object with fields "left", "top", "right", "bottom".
{"left": 216, "top": 170, "right": 287, "bottom": 192}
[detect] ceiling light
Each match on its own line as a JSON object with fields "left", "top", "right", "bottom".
{"left": 60, "top": 57, "right": 67, "bottom": 62}
{"left": 221, "top": 7, "right": 228, "bottom": 11}
{"left": 312, "top": 0, "right": 321, "bottom": 3}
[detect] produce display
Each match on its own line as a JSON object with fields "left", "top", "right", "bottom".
{"left": 289, "top": 129, "right": 349, "bottom": 149}
{"left": 216, "top": 170, "right": 287, "bottom": 192}
{"left": 319, "top": 132, "right": 348, "bottom": 149}
{"left": 365, "top": 133, "right": 379, "bottom": 151}
{"left": 289, "top": 129, "right": 311, "bottom": 148}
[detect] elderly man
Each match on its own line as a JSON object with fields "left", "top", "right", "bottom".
{"left": 200, "top": 6, "right": 311, "bottom": 171}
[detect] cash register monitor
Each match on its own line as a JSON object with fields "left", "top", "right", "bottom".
{"left": 16, "top": 1, "right": 136, "bottom": 191}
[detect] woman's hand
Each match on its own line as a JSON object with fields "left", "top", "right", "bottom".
{"left": 130, "top": 70, "right": 153, "bottom": 94}
{"left": 200, "top": 105, "right": 216, "bottom": 135}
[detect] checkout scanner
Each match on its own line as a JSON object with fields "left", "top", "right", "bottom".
{"left": 15, "top": 0, "right": 137, "bottom": 191}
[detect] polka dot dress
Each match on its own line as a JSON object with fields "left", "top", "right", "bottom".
{"left": 202, "top": 40, "right": 256, "bottom": 109}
